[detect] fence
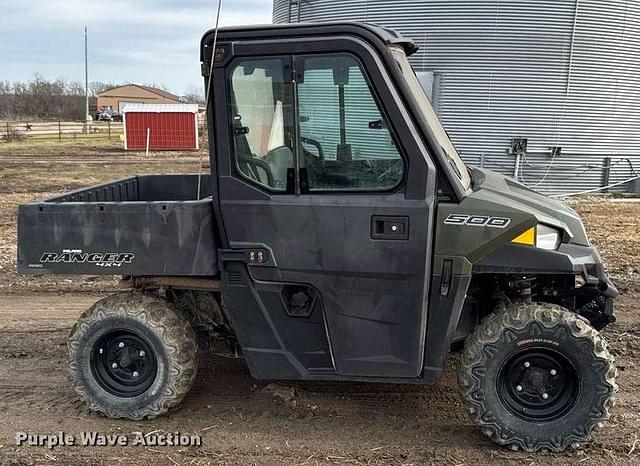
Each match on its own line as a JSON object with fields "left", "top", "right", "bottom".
{"left": 1, "top": 120, "right": 124, "bottom": 143}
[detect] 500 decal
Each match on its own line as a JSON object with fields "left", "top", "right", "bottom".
{"left": 444, "top": 214, "right": 511, "bottom": 228}
{"left": 39, "top": 249, "right": 135, "bottom": 267}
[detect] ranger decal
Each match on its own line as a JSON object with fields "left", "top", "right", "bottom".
{"left": 39, "top": 249, "right": 135, "bottom": 267}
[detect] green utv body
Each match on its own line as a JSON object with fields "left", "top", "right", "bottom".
{"left": 17, "top": 23, "right": 617, "bottom": 452}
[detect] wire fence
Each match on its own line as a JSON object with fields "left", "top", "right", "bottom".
{"left": 1, "top": 120, "right": 210, "bottom": 151}
{"left": 1, "top": 120, "right": 124, "bottom": 143}
{"left": 469, "top": 151, "right": 640, "bottom": 195}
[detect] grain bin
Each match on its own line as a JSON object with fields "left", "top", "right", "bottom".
{"left": 273, "top": 0, "right": 640, "bottom": 193}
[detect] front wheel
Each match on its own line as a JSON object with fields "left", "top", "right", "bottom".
{"left": 459, "top": 303, "right": 617, "bottom": 452}
{"left": 68, "top": 293, "right": 198, "bottom": 420}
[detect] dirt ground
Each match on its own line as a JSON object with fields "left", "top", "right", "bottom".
{"left": 0, "top": 142, "right": 639, "bottom": 465}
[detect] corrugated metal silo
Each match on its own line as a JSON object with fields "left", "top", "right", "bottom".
{"left": 273, "top": 0, "right": 640, "bottom": 194}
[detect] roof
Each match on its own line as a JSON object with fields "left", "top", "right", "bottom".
{"left": 137, "top": 85, "right": 182, "bottom": 101}
{"left": 121, "top": 104, "right": 199, "bottom": 113}
{"left": 97, "top": 84, "right": 181, "bottom": 102}
{"left": 201, "top": 22, "right": 419, "bottom": 63}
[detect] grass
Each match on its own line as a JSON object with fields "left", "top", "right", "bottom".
{"left": 0, "top": 137, "right": 126, "bottom": 156}
{"left": 0, "top": 137, "right": 208, "bottom": 160}
{"left": 1, "top": 132, "right": 123, "bottom": 145}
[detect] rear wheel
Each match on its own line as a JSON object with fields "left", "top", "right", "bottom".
{"left": 459, "top": 302, "right": 617, "bottom": 452}
{"left": 69, "top": 293, "right": 197, "bottom": 420}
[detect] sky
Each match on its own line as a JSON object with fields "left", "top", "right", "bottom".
{"left": 0, "top": 0, "right": 273, "bottom": 95}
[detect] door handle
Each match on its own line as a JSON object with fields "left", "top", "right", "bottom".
{"left": 371, "top": 216, "right": 409, "bottom": 240}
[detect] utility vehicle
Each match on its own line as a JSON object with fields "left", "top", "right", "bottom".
{"left": 17, "top": 23, "right": 618, "bottom": 452}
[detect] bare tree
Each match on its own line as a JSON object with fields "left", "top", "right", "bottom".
{"left": 90, "top": 81, "right": 121, "bottom": 97}
{"left": 183, "top": 85, "right": 205, "bottom": 105}
{"left": 143, "top": 82, "right": 170, "bottom": 92}
{"left": 0, "top": 77, "right": 124, "bottom": 120}
{"left": 0, "top": 77, "right": 185, "bottom": 121}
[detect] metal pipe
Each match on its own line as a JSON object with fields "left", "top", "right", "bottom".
{"left": 198, "top": 0, "right": 224, "bottom": 200}
{"left": 513, "top": 151, "right": 521, "bottom": 180}
{"left": 84, "top": 27, "right": 89, "bottom": 134}
{"left": 566, "top": 0, "right": 580, "bottom": 94}
{"left": 600, "top": 156, "right": 611, "bottom": 193}
{"left": 338, "top": 84, "right": 346, "bottom": 145}
{"left": 551, "top": 174, "right": 640, "bottom": 197}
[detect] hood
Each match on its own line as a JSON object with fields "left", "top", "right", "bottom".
{"left": 470, "top": 168, "right": 590, "bottom": 246}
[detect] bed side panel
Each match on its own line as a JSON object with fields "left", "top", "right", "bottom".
{"left": 17, "top": 200, "right": 217, "bottom": 276}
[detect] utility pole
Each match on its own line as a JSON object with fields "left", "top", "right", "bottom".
{"left": 84, "top": 26, "right": 89, "bottom": 134}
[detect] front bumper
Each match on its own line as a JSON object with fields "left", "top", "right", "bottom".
{"left": 557, "top": 243, "right": 617, "bottom": 294}
{"left": 564, "top": 244, "right": 617, "bottom": 330}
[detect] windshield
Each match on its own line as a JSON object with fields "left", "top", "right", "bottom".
{"left": 389, "top": 46, "right": 471, "bottom": 190}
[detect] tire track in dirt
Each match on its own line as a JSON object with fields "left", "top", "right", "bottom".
{"left": 0, "top": 293, "right": 468, "bottom": 425}
{"left": 0, "top": 158, "right": 201, "bottom": 165}
{"left": 0, "top": 389, "right": 89, "bottom": 417}
{"left": 1, "top": 295, "right": 639, "bottom": 464}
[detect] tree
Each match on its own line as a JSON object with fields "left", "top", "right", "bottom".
{"left": 143, "top": 82, "right": 170, "bottom": 92}
{"left": 0, "top": 76, "right": 114, "bottom": 120}
{"left": 90, "top": 81, "right": 121, "bottom": 97}
{"left": 183, "top": 85, "right": 205, "bottom": 105}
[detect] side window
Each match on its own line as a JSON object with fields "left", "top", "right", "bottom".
{"left": 297, "top": 54, "right": 405, "bottom": 191}
{"left": 229, "top": 57, "right": 295, "bottom": 191}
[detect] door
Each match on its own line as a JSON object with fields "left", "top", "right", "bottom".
{"left": 217, "top": 48, "right": 436, "bottom": 378}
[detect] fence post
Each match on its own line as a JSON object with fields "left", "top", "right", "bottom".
{"left": 108, "top": 120, "right": 111, "bottom": 141}
{"left": 58, "top": 121, "right": 62, "bottom": 142}
{"left": 5, "top": 122, "right": 9, "bottom": 142}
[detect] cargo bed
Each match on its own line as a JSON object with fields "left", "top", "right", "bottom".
{"left": 18, "top": 174, "right": 218, "bottom": 276}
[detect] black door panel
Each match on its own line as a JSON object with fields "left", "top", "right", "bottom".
{"left": 221, "top": 187, "right": 433, "bottom": 377}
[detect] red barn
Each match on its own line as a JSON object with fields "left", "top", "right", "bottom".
{"left": 123, "top": 104, "right": 199, "bottom": 151}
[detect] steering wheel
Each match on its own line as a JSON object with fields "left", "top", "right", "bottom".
{"left": 377, "top": 159, "right": 404, "bottom": 181}
{"left": 238, "top": 154, "right": 274, "bottom": 187}
{"left": 301, "top": 137, "right": 325, "bottom": 161}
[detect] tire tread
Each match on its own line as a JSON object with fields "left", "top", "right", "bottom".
{"left": 458, "top": 302, "right": 617, "bottom": 452}
{"left": 68, "top": 292, "right": 198, "bottom": 420}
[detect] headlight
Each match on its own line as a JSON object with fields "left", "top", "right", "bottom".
{"left": 536, "top": 224, "right": 561, "bottom": 250}
{"left": 511, "top": 224, "right": 561, "bottom": 250}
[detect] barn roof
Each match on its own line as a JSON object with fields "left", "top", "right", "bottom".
{"left": 97, "top": 84, "right": 181, "bottom": 102}
{"left": 121, "top": 103, "right": 199, "bottom": 113}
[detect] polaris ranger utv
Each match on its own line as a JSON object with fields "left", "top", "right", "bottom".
{"left": 17, "top": 23, "right": 617, "bottom": 452}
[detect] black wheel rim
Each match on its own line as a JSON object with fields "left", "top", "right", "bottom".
{"left": 497, "top": 347, "right": 579, "bottom": 422}
{"left": 90, "top": 329, "right": 158, "bottom": 398}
